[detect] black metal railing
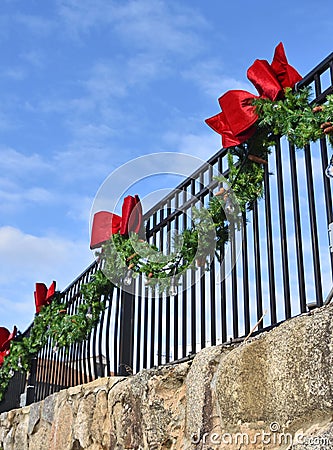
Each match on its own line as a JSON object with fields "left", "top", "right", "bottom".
{"left": 0, "top": 52, "right": 332, "bottom": 412}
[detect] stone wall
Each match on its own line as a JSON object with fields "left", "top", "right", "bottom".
{"left": 1, "top": 303, "right": 333, "bottom": 449}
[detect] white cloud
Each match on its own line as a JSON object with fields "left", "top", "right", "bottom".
{"left": 85, "top": 62, "right": 129, "bottom": 99}
{"left": 163, "top": 131, "right": 221, "bottom": 162}
{"left": 0, "top": 294, "right": 33, "bottom": 332}
{"left": 111, "top": 0, "right": 206, "bottom": 56}
{"left": 182, "top": 59, "right": 255, "bottom": 98}
{"left": 0, "top": 185, "right": 55, "bottom": 208}
{"left": 56, "top": 0, "right": 113, "bottom": 34}
{"left": 0, "top": 226, "right": 93, "bottom": 330}
{"left": 69, "top": 122, "right": 116, "bottom": 142}
{"left": 0, "top": 226, "right": 90, "bottom": 279}
{"left": 127, "top": 53, "right": 166, "bottom": 83}
{"left": 57, "top": 0, "right": 207, "bottom": 58}
{"left": 0, "top": 147, "right": 59, "bottom": 211}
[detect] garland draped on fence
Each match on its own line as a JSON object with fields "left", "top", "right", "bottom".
{"left": 1, "top": 42, "right": 333, "bottom": 403}
{"left": 0, "top": 273, "right": 112, "bottom": 402}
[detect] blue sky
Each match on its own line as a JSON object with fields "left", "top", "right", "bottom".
{"left": 0, "top": 0, "right": 332, "bottom": 331}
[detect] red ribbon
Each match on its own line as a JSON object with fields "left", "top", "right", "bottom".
{"left": 90, "top": 195, "right": 143, "bottom": 249}
{"left": 0, "top": 326, "right": 17, "bottom": 367}
{"left": 205, "top": 42, "right": 302, "bottom": 148}
{"left": 34, "top": 281, "right": 56, "bottom": 314}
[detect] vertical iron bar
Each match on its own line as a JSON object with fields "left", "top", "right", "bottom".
{"left": 157, "top": 298, "right": 163, "bottom": 365}
{"left": 113, "top": 288, "right": 120, "bottom": 376}
{"left": 275, "top": 139, "right": 291, "bottom": 318}
{"left": 304, "top": 144, "right": 323, "bottom": 306}
{"left": 314, "top": 73, "right": 322, "bottom": 97}
{"left": 105, "top": 289, "right": 113, "bottom": 377}
{"left": 26, "top": 357, "right": 37, "bottom": 406}
{"left": 98, "top": 299, "right": 106, "bottom": 377}
{"left": 220, "top": 244, "right": 227, "bottom": 343}
{"left": 43, "top": 338, "right": 54, "bottom": 397}
{"left": 66, "top": 293, "right": 75, "bottom": 388}
{"left": 165, "top": 203, "right": 171, "bottom": 363}
{"left": 33, "top": 353, "right": 42, "bottom": 402}
{"left": 53, "top": 340, "right": 64, "bottom": 392}
{"left": 289, "top": 143, "right": 307, "bottom": 313}
{"left": 36, "top": 341, "right": 48, "bottom": 401}
{"left": 190, "top": 179, "right": 197, "bottom": 354}
{"left": 150, "top": 212, "right": 157, "bottom": 368}
{"left": 241, "top": 212, "right": 250, "bottom": 334}
{"left": 200, "top": 264, "right": 206, "bottom": 349}
{"left": 60, "top": 345, "right": 69, "bottom": 390}
{"left": 199, "top": 178, "right": 206, "bottom": 350}
{"left": 190, "top": 271, "right": 197, "bottom": 353}
{"left": 72, "top": 293, "right": 82, "bottom": 387}
{"left": 208, "top": 166, "right": 217, "bottom": 346}
{"left": 82, "top": 338, "right": 88, "bottom": 384}
{"left": 130, "top": 284, "right": 136, "bottom": 375}
{"left": 209, "top": 257, "right": 217, "bottom": 346}
{"left": 150, "top": 288, "right": 156, "bottom": 368}
{"left": 165, "top": 294, "right": 170, "bottom": 362}
{"left": 199, "top": 186, "right": 206, "bottom": 350}
{"left": 263, "top": 163, "right": 277, "bottom": 323}
{"left": 135, "top": 282, "right": 143, "bottom": 373}
{"left": 118, "top": 282, "right": 135, "bottom": 376}
{"left": 173, "top": 193, "right": 179, "bottom": 361}
{"left": 142, "top": 293, "right": 148, "bottom": 369}
{"left": 75, "top": 343, "right": 83, "bottom": 387}
{"left": 51, "top": 344, "right": 60, "bottom": 394}
{"left": 157, "top": 208, "right": 164, "bottom": 366}
{"left": 252, "top": 202, "right": 263, "bottom": 324}
{"left": 320, "top": 137, "right": 333, "bottom": 224}
{"left": 182, "top": 189, "right": 187, "bottom": 358}
{"left": 230, "top": 224, "right": 239, "bottom": 338}
{"left": 319, "top": 137, "right": 333, "bottom": 275}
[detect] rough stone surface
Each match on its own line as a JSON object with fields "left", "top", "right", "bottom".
{"left": 42, "top": 394, "right": 56, "bottom": 424}
{"left": 73, "top": 392, "right": 95, "bottom": 448}
{"left": 91, "top": 389, "right": 108, "bottom": 447}
{"left": 108, "top": 363, "right": 189, "bottom": 449}
{"left": 0, "top": 304, "right": 333, "bottom": 449}
{"left": 184, "top": 344, "right": 228, "bottom": 449}
{"left": 215, "top": 305, "right": 333, "bottom": 434}
{"left": 28, "top": 403, "right": 40, "bottom": 435}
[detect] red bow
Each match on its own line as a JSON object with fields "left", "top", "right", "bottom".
{"left": 34, "top": 281, "right": 56, "bottom": 314}
{"left": 0, "top": 326, "right": 17, "bottom": 367}
{"left": 205, "top": 42, "right": 302, "bottom": 148}
{"left": 90, "top": 195, "right": 143, "bottom": 249}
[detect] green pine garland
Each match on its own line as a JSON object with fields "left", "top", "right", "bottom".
{"left": 253, "top": 87, "right": 333, "bottom": 148}
{"left": 0, "top": 271, "right": 113, "bottom": 402}
{"left": 225, "top": 127, "right": 272, "bottom": 211}
{"left": 224, "top": 87, "right": 333, "bottom": 212}
{"left": 98, "top": 194, "right": 232, "bottom": 292}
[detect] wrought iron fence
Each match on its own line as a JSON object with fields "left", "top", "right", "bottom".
{"left": 0, "top": 52, "right": 332, "bottom": 412}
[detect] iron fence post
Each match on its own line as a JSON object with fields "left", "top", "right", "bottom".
{"left": 118, "top": 281, "right": 135, "bottom": 376}
{"left": 26, "top": 356, "right": 37, "bottom": 405}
